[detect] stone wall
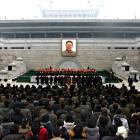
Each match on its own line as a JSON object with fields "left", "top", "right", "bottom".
{"left": 0, "top": 38, "right": 139, "bottom": 71}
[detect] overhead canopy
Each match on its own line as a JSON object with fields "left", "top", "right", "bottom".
{"left": 16, "top": 57, "right": 23, "bottom": 61}
{"left": 122, "top": 62, "right": 129, "bottom": 66}
{"left": 0, "top": 70, "right": 8, "bottom": 74}
{"left": 130, "top": 70, "right": 138, "bottom": 74}
{"left": 9, "top": 62, "right": 16, "bottom": 67}
{"left": 115, "top": 57, "right": 122, "bottom": 61}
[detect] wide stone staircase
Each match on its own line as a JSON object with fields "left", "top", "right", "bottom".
{"left": 0, "top": 57, "right": 27, "bottom": 81}
{"left": 112, "top": 57, "right": 140, "bottom": 81}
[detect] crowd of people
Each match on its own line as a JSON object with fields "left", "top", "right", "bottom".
{"left": 0, "top": 75, "right": 139, "bottom": 140}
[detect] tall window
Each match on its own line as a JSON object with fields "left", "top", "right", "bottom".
{"left": 30, "top": 33, "right": 45, "bottom": 38}
{"left": 16, "top": 33, "right": 29, "bottom": 38}
{"left": 78, "top": 33, "right": 92, "bottom": 38}
{"left": 1, "top": 33, "right": 15, "bottom": 38}
{"left": 47, "top": 33, "right": 61, "bottom": 38}
{"left": 62, "top": 33, "right": 76, "bottom": 38}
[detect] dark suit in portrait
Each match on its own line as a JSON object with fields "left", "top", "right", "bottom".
{"left": 62, "top": 50, "right": 76, "bottom": 57}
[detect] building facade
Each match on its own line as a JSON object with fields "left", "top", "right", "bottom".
{"left": 0, "top": 19, "right": 139, "bottom": 71}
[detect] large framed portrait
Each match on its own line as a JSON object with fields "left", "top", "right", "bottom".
{"left": 62, "top": 39, "right": 76, "bottom": 57}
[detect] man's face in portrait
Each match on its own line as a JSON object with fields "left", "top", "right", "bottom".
{"left": 66, "top": 41, "right": 73, "bottom": 53}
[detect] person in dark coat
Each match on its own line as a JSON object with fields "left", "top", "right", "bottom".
{"left": 9, "top": 107, "right": 24, "bottom": 125}
{"left": 127, "top": 123, "right": 140, "bottom": 140}
{"left": 101, "top": 125, "right": 117, "bottom": 140}
{"left": 98, "top": 116, "right": 110, "bottom": 139}
{"left": 128, "top": 76, "right": 133, "bottom": 88}
{"left": 36, "top": 75, "right": 40, "bottom": 85}
{"left": 84, "top": 118, "right": 100, "bottom": 140}
{"left": 2, "top": 124, "right": 23, "bottom": 140}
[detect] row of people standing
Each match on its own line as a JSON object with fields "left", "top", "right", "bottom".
{"left": 36, "top": 73, "right": 102, "bottom": 87}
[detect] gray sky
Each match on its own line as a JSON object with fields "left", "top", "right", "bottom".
{"left": 0, "top": 0, "right": 139, "bottom": 19}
